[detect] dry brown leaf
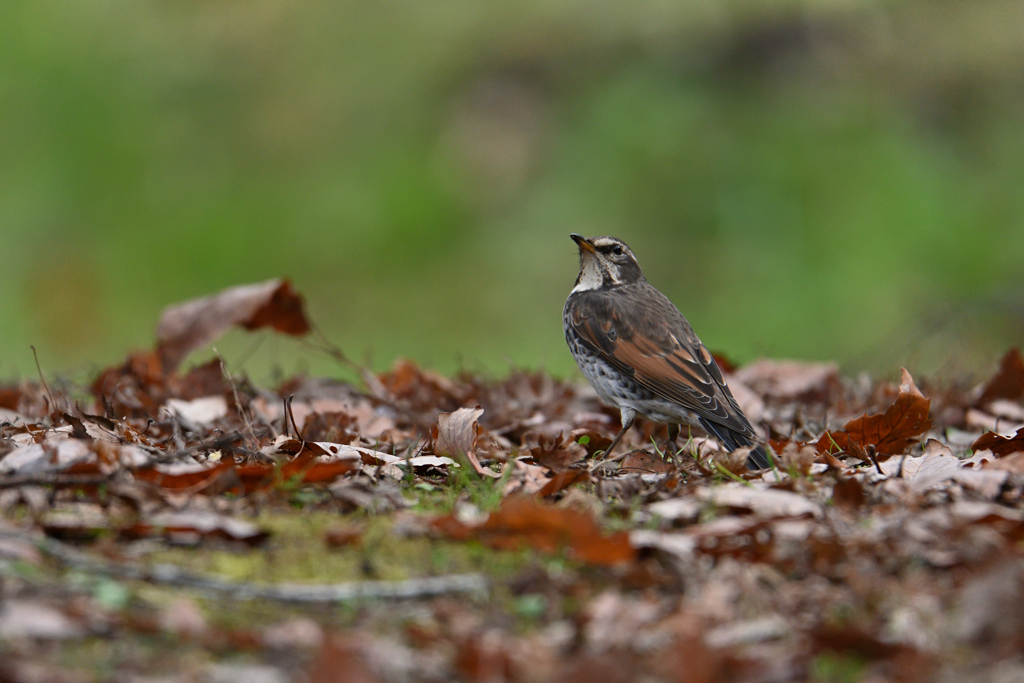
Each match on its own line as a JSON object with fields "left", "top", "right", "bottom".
{"left": 156, "top": 278, "right": 311, "bottom": 372}
{"left": 733, "top": 359, "right": 840, "bottom": 399}
{"left": 831, "top": 476, "right": 864, "bottom": 510}
{"left": 133, "top": 455, "right": 358, "bottom": 495}
{"left": 977, "top": 348, "right": 1024, "bottom": 405}
{"left": 537, "top": 468, "right": 589, "bottom": 496}
{"left": 434, "top": 406, "right": 484, "bottom": 458}
{"left": 528, "top": 432, "right": 587, "bottom": 471}
{"left": 818, "top": 368, "right": 932, "bottom": 458}
{"left": 971, "top": 428, "right": 1024, "bottom": 457}
{"left": 431, "top": 495, "right": 634, "bottom": 566}
{"left": 308, "top": 637, "right": 380, "bottom": 683}
{"left": 620, "top": 449, "right": 676, "bottom": 474}
{"left": 432, "top": 407, "right": 504, "bottom": 478}
{"left": 0, "top": 386, "right": 22, "bottom": 412}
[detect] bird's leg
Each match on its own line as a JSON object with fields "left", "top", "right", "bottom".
{"left": 664, "top": 423, "right": 680, "bottom": 464}
{"left": 595, "top": 408, "right": 636, "bottom": 466}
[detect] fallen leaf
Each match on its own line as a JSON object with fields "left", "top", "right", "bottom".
{"left": 156, "top": 279, "right": 311, "bottom": 372}
{"left": 527, "top": 432, "right": 587, "bottom": 471}
{"left": 971, "top": 428, "right": 1024, "bottom": 457}
{"left": 537, "top": 469, "right": 588, "bottom": 496}
{"left": 122, "top": 511, "right": 270, "bottom": 546}
{"left": 133, "top": 455, "right": 358, "bottom": 495}
{"left": 878, "top": 451, "right": 960, "bottom": 491}
{"left": 620, "top": 449, "right": 675, "bottom": 474}
{"left": 134, "top": 462, "right": 238, "bottom": 492}
{"left": 91, "top": 351, "right": 168, "bottom": 418}
{"left": 951, "top": 469, "right": 1009, "bottom": 499}
{"left": 986, "top": 399, "right": 1024, "bottom": 421}
{"left": 165, "top": 396, "right": 229, "bottom": 425}
{"left": 977, "top": 348, "right": 1024, "bottom": 405}
{"left": 432, "top": 407, "right": 504, "bottom": 478}
{"left": 818, "top": 368, "right": 932, "bottom": 458}
{"left": 646, "top": 497, "right": 702, "bottom": 523}
{"left": 308, "top": 637, "right": 380, "bottom": 683}
{"left": 966, "top": 408, "right": 1024, "bottom": 435}
{"left": 236, "top": 455, "right": 360, "bottom": 492}
{"left": 831, "top": 476, "right": 864, "bottom": 510}
{"left": 629, "top": 530, "right": 697, "bottom": 561}
{"left": 0, "top": 439, "right": 93, "bottom": 475}
{"left": 403, "top": 455, "right": 457, "bottom": 468}
{"left": 0, "top": 601, "right": 84, "bottom": 640}
{"left": 697, "top": 484, "right": 822, "bottom": 519}
{"left": 568, "top": 428, "right": 612, "bottom": 456}
{"left": 984, "top": 451, "right": 1024, "bottom": 474}
{"left": 503, "top": 460, "right": 553, "bottom": 496}
{"left": 432, "top": 495, "right": 635, "bottom": 566}
{"left": 455, "top": 631, "right": 514, "bottom": 683}
{"left": 0, "top": 386, "right": 21, "bottom": 412}
{"left": 733, "top": 359, "right": 840, "bottom": 400}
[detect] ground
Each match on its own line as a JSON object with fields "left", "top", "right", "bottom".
{"left": 2, "top": 281, "right": 1024, "bottom": 683}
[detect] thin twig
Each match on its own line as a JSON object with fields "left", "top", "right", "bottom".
{"left": 865, "top": 445, "right": 884, "bottom": 476}
{"left": 0, "top": 529, "right": 488, "bottom": 603}
{"left": 30, "top": 345, "right": 59, "bottom": 414}
{"left": 213, "top": 347, "right": 259, "bottom": 451}
{"left": 145, "top": 432, "right": 244, "bottom": 465}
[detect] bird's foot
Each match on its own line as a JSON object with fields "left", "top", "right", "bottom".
{"left": 661, "top": 439, "right": 679, "bottom": 465}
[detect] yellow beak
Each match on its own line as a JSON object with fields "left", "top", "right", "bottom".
{"left": 570, "top": 233, "right": 595, "bottom": 254}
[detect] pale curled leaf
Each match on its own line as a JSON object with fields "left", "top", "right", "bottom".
{"left": 0, "top": 601, "right": 84, "bottom": 640}
{"left": 165, "top": 396, "right": 228, "bottom": 425}
{"left": 696, "top": 484, "right": 822, "bottom": 519}
{"left": 434, "top": 407, "right": 485, "bottom": 459}
{"left": 878, "top": 451, "right": 959, "bottom": 491}
{"left": 899, "top": 367, "right": 925, "bottom": 398}
{"left": 433, "top": 406, "right": 504, "bottom": 478}
{"left": 156, "top": 279, "right": 311, "bottom": 372}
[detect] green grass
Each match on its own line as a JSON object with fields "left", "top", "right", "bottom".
{"left": 1, "top": 0, "right": 1023, "bottom": 384}
{"left": 144, "top": 509, "right": 534, "bottom": 585}
{"left": 811, "top": 653, "right": 868, "bottom": 683}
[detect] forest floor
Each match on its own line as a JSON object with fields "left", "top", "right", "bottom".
{"left": 2, "top": 279, "right": 1024, "bottom": 683}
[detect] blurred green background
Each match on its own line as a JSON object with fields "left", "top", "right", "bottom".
{"left": 1, "top": 0, "right": 1023, "bottom": 383}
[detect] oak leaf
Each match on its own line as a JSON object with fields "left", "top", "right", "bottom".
{"left": 971, "top": 428, "right": 1024, "bottom": 457}
{"left": 818, "top": 368, "right": 932, "bottom": 459}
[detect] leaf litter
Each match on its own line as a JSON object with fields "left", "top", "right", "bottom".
{"left": 2, "top": 282, "right": 1024, "bottom": 682}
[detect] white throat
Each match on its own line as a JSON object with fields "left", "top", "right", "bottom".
{"left": 572, "top": 255, "right": 620, "bottom": 293}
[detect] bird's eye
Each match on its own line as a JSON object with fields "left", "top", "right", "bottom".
{"left": 611, "top": 245, "right": 623, "bottom": 256}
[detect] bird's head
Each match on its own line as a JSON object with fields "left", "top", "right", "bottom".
{"left": 570, "top": 234, "right": 644, "bottom": 292}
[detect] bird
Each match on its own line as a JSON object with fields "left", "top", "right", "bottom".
{"left": 563, "top": 234, "right": 771, "bottom": 471}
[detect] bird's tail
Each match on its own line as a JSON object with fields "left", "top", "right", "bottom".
{"left": 698, "top": 418, "right": 772, "bottom": 471}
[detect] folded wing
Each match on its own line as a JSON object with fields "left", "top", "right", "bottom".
{"left": 567, "top": 287, "right": 758, "bottom": 443}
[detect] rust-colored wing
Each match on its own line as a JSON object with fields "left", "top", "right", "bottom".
{"left": 567, "top": 285, "right": 756, "bottom": 439}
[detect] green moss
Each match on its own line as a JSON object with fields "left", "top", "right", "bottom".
{"left": 144, "top": 508, "right": 535, "bottom": 586}
{"left": 810, "top": 652, "right": 867, "bottom": 683}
